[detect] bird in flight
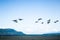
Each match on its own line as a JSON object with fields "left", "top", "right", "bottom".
{"left": 35, "top": 21, "right": 38, "bottom": 23}
{"left": 35, "top": 18, "right": 42, "bottom": 23}
{"left": 47, "top": 19, "right": 50, "bottom": 24}
{"left": 13, "top": 20, "right": 18, "bottom": 23}
{"left": 19, "top": 19, "right": 23, "bottom": 21}
{"left": 12, "top": 18, "right": 23, "bottom": 23}
{"left": 54, "top": 20, "right": 59, "bottom": 23}
{"left": 41, "top": 22, "right": 44, "bottom": 24}
{"left": 38, "top": 18, "right": 42, "bottom": 21}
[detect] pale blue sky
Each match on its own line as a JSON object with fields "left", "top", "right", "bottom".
{"left": 0, "top": 0, "right": 60, "bottom": 34}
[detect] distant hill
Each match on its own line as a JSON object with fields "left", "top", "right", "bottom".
{"left": 0, "top": 29, "right": 60, "bottom": 40}
{"left": 0, "top": 29, "right": 25, "bottom": 36}
{"left": 41, "top": 33, "right": 60, "bottom": 37}
{"left": 0, "top": 28, "right": 60, "bottom": 37}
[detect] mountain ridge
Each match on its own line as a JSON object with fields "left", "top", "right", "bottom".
{"left": 0, "top": 28, "right": 60, "bottom": 36}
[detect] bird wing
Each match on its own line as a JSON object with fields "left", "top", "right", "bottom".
{"left": 38, "top": 18, "right": 42, "bottom": 20}
{"left": 35, "top": 21, "right": 38, "bottom": 23}
{"left": 47, "top": 19, "right": 50, "bottom": 24}
{"left": 54, "top": 20, "right": 59, "bottom": 23}
{"left": 19, "top": 19, "right": 23, "bottom": 21}
{"left": 13, "top": 20, "right": 18, "bottom": 23}
{"left": 41, "top": 22, "right": 44, "bottom": 24}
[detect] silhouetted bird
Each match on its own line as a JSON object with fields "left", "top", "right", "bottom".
{"left": 54, "top": 20, "right": 59, "bottom": 23}
{"left": 13, "top": 20, "right": 18, "bottom": 23}
{"left": 41, "top": 22, "right": 44, "bottom": 24}
{"left": 19, "top": 19, "right": 23, "bottom": 21}
{"left": 35, "top": 21, "right": 38, "bottom": 23}
{"left": 47, "top": 19, "right": 50, "bottom": 24}
{"left": 38, "top": 18, "right": 42, "bottom": 21}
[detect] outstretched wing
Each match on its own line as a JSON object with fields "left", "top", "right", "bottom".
{"left": 41, "top": 22, "right": 44, "bottom": 24}
{"left": 38, "top": 18, "right": 42, "bottom": 21}
{"left": 54, "top": 20, "right": 59, "bottom": 23}
{"left": 35, "top": 21, "right": 38, "bottom": 23}
{"left": 19, "top": 19, "right": 23, "bottom": 21}
{"left": 47, "top": 19, "right": 50, "bottom": 24}
{"left": 13, "top": 20, "right": 18, "bottom": 23}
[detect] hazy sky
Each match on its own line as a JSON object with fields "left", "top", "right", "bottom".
{"left": 0, "top": 0, "right": 60, "bottom": 34}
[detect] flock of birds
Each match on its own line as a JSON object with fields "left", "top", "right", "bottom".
{"left": 35, "top": 18, "right": 59, "bottom": 24}
{"left": 12, "top": 18, "right": 59, "bottom": 24}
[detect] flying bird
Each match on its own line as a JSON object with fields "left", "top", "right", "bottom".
{"left": 54, "top": 20, "right": 59, "bottom": 23}
{"left": 19, "top": 19, "right": 23, "bottom": 21}
{"left": 35, "top": 21, "right": 38, "bottom": 23}
{"left": 47, "top": 19, "right": 50, "bottom": 24}
{"left": 38, "top": 18, "right": 42, "bottom": 20}
{"left": 12, "top": 20, "right": 18, "bottom": 23}
{"left": 41, "top": 22, "right": 44, "bottom": 24}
